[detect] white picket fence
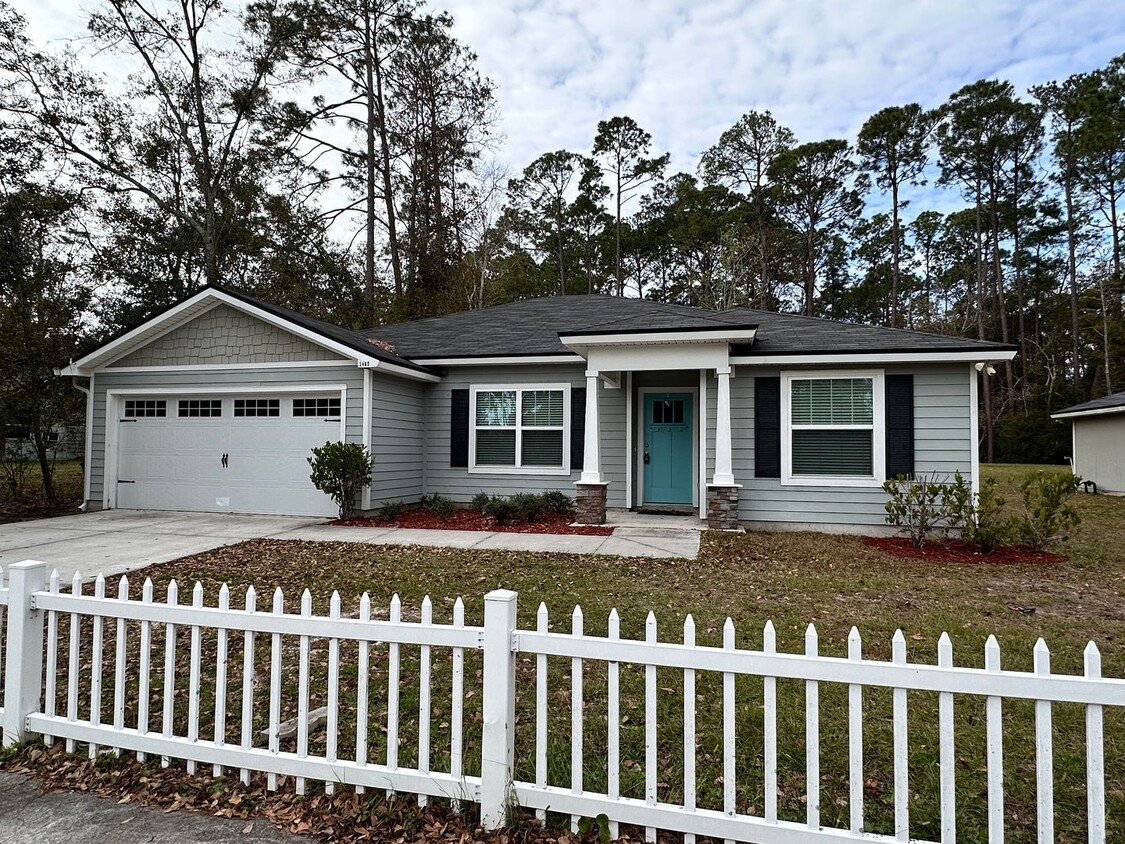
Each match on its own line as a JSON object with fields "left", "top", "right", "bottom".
{"left": 0, "top": 558, "right": 1121, "bottom": 843}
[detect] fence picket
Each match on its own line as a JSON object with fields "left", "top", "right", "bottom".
{"left": 239, "top": 585, "right": 257, "bottom": 786}
{"left": 683, "top": 614, "right": 697, "bottom": 844}
{"left": 1085, "top": 642, "right": 1105, "bottom": 844}
{"left": 417, "top": 595, "right": 432, "bottom": 807}
{"left": 806, "top": 624, "right": 820, "bottom": 830}
{"left": 296, "top": 589, "right": 312, "bottom": 795}
{"left": 43, "top": 569, "right": 59, "bottom": 746}
{"left": 89, "top": 574, "right": 105, "bottom": 759}
{"left": 938, "top": 633, "right": 956, "bottom": 844}
{"left": 1034, "top": 639, "right": 1054, "bottom": 843}
{"left": 607, "top": 608, "right": 621, "bottom": 841}
{"left": 892, "top": 629, "right": 909, "bottom": 842}
{"left": 137, "top": 578, "right": 153, "bottom": 762}
{"left": 355, "top": 592, "right": 371, "bottom": 794}
{"left": 213, "top": 583, "right": 230, "bottom": 778}
{"left": 985, "top": 635, "right": 1004, "bottom": 842}
{"left": 326, "top": 591, "right": 341, "bottom": 796}
{"left": 763, "top": 620, "right": 778, "bottom": 825}
{"left": 722, "top": 617, "right": 735, "bottom": 844}
{"left": 847, "top": 627, "right": 863, "bottom": 835}
{"left": 161, "top": 579, "right": 178, "bottom": 768}
{"left": 186, "top": 582, "right": 203, "bottom": 774}
{"left": 66, "top": 572, "right": 81, "bottom": 755}
{"left": 535, "top": 603, "right": 548, "bottom": 823}
{"left": 387, "top": 593, "right": 401, "bottom": 796}
{"left": 570, "top": 605, "right": 584, "bottom": 833}
{"left": 267, "top": 587, "right": 283, "bottom": 791}
{"left": 113, "top": 576, "right": 129, "bottom": 746}
{"left": 451, "top": 596, "right": 465, "bottom": 810}
{"left": 645, "top": 610, "right": 657, "bottom": 844}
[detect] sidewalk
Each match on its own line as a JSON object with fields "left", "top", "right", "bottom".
{"left": 0, "top": 772, "right": 305, "bottom": 844}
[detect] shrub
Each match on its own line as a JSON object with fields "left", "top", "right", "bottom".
{"left": 378, "top": 500, "right": 408, "bottom": 520}
{"left": 481, "top": 496, "right": 517, "bottom": 524}
{"left": 420, "top": 493, "right": 456, "bottom": 519}
{"left": 942, "top": 472, "right": 1011, "bottom": 553}
{"left": 541, "top": 489, "right": 573, "bottom": 513}
{"left": 470, "top": 491, "right": 493, "bottom": 512}
{"left": 508, "top": 492, "right": 545, "bottom": 522}
{"left": 1011, "top": 471, "right": 1081, "bottom": 551}
{"left": 0, "top": 439, "right": 33, "bottom": 503}
{"left": 883, "top": 473, "right": 946, "bottom": 547}
{"left": 307, "top": 442, "right": 374, "bottom": 519}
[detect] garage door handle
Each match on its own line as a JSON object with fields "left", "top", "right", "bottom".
{"left": 221, "top": 453, "right": 229, "bottom": 468}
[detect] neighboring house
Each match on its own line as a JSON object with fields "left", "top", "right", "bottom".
{"left": 1051, "top": 392, "right": 1125, "bottom": 494}
{"left": 57, "top": 286, "right": 1016, "bottom": 530}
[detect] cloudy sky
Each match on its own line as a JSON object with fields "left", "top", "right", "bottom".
{"left": 18, "top": 0, "right": 1125, "bottom": 213}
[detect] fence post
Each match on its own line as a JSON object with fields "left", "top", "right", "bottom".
{"left": 3, "top": 560, "right": 46, "bottom": 747}
{"left": 480, "top": 589, "right": 518, "bottom": 829}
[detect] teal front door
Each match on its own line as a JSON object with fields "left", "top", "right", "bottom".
{"left": 643, "top": 392, "right": 694, "bottom": 504}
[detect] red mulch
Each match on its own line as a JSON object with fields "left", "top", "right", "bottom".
{"left": 862, "top": 535, "right": 1065, "bottom": 565}
{"left": 334, "top": 507, "right": 615, "bottom": 536}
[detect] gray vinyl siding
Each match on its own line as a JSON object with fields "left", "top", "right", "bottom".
{"left": 88, "top": 365, "right": 364, "bottom": 506}
{"left": 370, "top": 373, "right": 426, "bottom": 505}
{"left": 1072, "top": 415, "right": 1125, "bottom": 493}
{"left": 109, "top": 304, "right": 346, "bottom": 367}
{"left": 422, "top": 364, "right": 630, "bottom": 505}
{"left": 731, "top": 363, "right": 973, "bottom": 527}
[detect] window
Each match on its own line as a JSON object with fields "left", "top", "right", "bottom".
{"left": 294, "top": 397, "right": 341, "bottom": 418}
{"left": 781, "top": 371, "right": 884, "bottom": 485}
{"left": 124, "top": 399, "right": 166, "bottom": 418}
{"left": 234, "top": 398, "right": 280, "bottom": 418}
{"left": 651, "top": 399, "right": 685, "bottom": 425}
{"left": 178, "top": 399, "right": 222, "bottom": 418}
{"left": 471, "top": 385, "right": 568, "bottom": 473}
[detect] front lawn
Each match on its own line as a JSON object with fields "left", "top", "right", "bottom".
{"left": 14, "top": 463, "right": 1124, "bottom": 842}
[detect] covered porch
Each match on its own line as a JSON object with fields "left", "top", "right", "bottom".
{"left": 559, "top": 324, "right": 756, "bottom": 530}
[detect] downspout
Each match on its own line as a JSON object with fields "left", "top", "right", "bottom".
{"left": 71, "top": 375, "right": 94, "bottom": 512}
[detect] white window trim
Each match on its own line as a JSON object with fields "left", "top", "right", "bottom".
{"left": 780, "top": 369, "right": 885, "bottom": 488}
{"left": 468, "top": 383, "right": 571, "bottom": 476}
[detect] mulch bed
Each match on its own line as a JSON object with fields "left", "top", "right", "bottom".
{"left": 862, "top": 535, "right": 1065, "bottom": 565}
{"left": 334, "top": 507, "right": 614, "bottom": 536}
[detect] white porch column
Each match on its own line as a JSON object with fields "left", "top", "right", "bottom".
{"left": 580, "top": 370, "right": 602, "bottom": 483}
{"left": 712, "top": 365, "right": 735, "bottom": 486}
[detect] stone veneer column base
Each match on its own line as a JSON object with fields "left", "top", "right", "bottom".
{"left": 574, "top": 482, "right": 609, "bottom": 525}
{"left": 706, "top": 484, "right": 742, "bottom": 531}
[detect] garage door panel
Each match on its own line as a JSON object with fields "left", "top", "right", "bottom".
{"left": 115, "top": 394, "right": 341, "bottom": 517}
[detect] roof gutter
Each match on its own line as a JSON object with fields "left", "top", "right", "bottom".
{"left": 1050, "top": 405, "right": 1125, "bottom": 421}
{"left": 730, "top": 349, "right": 1018, "bottom": 366}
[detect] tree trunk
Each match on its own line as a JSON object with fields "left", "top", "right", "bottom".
{"left": 890, "top": 178, "right": 900, "bottom": 328}
{"left": 1064, "top": 172, "right": 1081, "bottom": 390}
{"left": 372, "top": 12, "right": 403, "bottom": 303}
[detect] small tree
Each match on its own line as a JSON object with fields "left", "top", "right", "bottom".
{"left": 307, "top": 442, "right": 374, "bottom": 519}
{"left": 1012, "top": 471, "right": 1081, "bottom": 551}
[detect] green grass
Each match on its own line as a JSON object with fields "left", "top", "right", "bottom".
{"left": 32, "top": 463, "right": 1125, "bottom": 842}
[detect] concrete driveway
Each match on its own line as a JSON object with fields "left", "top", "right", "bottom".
{"left": 0, "top": 510, "right": 323, "bottom": 583}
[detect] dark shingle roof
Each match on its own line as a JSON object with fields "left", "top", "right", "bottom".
{"left": 1052, "top": 391, "right": 1125, "bottom": 418}
{"left": 364, "top": 295, "right": 1015, "bottom": 359}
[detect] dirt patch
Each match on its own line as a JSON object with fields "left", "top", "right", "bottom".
{"left": 862, "top": 535, "right": 1065, "bottom": 565}
{"left": 334, "top": 508, "right": 614, "bottom": 536}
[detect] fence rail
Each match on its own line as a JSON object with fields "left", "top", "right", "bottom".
{"left": 0, "top": 559, "right": 1121, "bottom": 843}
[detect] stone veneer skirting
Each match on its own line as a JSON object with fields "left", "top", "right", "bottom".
{"left": 706, "top": 485, "right": 741, "bottom": 531}
{"left": 574, "top": 482, "right": 609, "bottom": 525}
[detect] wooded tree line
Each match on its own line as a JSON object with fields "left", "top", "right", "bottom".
{"left": 0, "top": 0, "right": 1122, "bottom": 502}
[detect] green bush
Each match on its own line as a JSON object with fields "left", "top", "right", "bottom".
{"left": 1012, "top": 471, "right": 1081, "bottom": 551}
{"left": 378, "top": 500, "right": 408, "bottom": 520}
{"left": 882, "top": 473, "right": 946, "bottom": 547}
{"left": 952, "top": 474, "right": 1011, "bottom": 553}
{"left": 420, "top": 493, "right": 456, "bottom": 519}
{"left": 470, "top": 491, "right": 493, "bottom": 512}
{"left": 307, "top": 441, "right": 374, "bottom": 519}
{"left": 481, "top": 495, "right": 517, "bottom": 524}
{"left": 541, "top": 489, "right": 573, "bottom": 513}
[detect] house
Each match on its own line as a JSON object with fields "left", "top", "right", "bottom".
{"left": 57, "top": 286, "right": 1016, "bottom": 530}
{"left": 1051, "top": 391, "right": 1125, "bottom": 494}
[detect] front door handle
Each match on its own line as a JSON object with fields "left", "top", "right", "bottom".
{"left": 643, "top": 451, "right": 650, "bottom": 464}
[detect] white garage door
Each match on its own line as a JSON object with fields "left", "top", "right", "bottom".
{"left": 115, "top": 394, "right": 343, "bottom": 517}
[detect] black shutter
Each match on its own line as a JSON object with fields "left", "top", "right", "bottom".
{"left": 450, "top": 389, "right": 469, "bottom": 468}
{"left": 885, "top": 374, "right": 915, "bottom": 478}
{"left": 570, "top": 387, "right": 586, "bottom": 471}
{"left": 754, "top": 376, "right": 781, "bottom": 478}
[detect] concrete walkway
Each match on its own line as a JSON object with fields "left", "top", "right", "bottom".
{"left": 0, "top": 771, "right": 305, "bottom": 843}
{"left": 0, "top": 509, "right": 700, "bottom": 582}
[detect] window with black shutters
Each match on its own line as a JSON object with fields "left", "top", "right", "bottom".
{"left": 470, "top": 385, "right": 569, "bottom": 473}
